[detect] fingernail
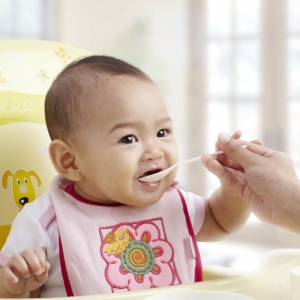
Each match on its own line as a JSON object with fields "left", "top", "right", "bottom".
{"left": 218, "top": 132, "right": 231, "bottom": 145}
{"left": 11, "top": 277, "right": 18, "bottom": 284}
{"left": 36, "top": 269, "right": 43, "bottom": 275}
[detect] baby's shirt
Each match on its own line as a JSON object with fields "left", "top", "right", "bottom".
{"left": 0, "top": 175, "right": 205, "bottom": 297}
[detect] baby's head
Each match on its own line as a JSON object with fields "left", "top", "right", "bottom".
{"left": 45, "top": 55, "right": 179, "bottom": 207}
{"left": 45, "top": 55, "right": 151, "bottom": 144}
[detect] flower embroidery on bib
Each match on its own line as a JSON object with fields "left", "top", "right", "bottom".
{"left": 99, "top": 218, "right": 181, "bottom": 292}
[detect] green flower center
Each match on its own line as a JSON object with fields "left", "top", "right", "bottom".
{"left": 121, "top": 240, "right": 155, "bottom": 275}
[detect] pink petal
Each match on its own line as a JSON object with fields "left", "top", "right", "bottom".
{"left": 149, "top": 239, "right": 173, "bottom": 262}
{"left": 145, "top": 262, "right": 176, "bottom": 288}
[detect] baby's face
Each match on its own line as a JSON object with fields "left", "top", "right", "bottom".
{"left": 72, "top": 76, "right": 179, "bottom": 206}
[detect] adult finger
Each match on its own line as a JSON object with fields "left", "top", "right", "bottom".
{"left": 215, "top": 130, "right": 243, "bottom": 151}
{"left": 246, "top": 141, "right": 277, "bottom": 158}
{"left": 216, "top": 153, "right": 244, "bottom": 172}
{"left": 250, "top": 139, "right": 263, "bottom": 146}
{"left": 217, "top": 132, "right": 267, "bottom": 169}
{"left": 231, "top": 129, "right": 242, "bottom": 139}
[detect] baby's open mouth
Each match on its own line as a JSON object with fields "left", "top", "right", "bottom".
{"left": 139, "top": 169, "right": 161, "bottom": 179}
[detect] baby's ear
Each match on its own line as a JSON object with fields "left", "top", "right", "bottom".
{"left": 49, "top": 140, "right": 80, "bottom": 181}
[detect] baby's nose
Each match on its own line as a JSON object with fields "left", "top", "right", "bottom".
{"left": 141, "top": 143, "right": 164, "bottom": 161}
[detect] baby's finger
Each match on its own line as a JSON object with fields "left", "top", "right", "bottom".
{"left": 20, "top": 249, "right": 44, "bottom": 276}
{"left": 33, "top": 248, "right": 47, "bottom": 275}
{"left": 35, "top": 261, "right": 50, "bottom": 285}
{"left": 8, "top": 253, "right": 31, "bottom": 279}
{"left": 24, "top": 261, "right": 50, "bottom": 292}
{"left": 2, "top": 265, "right": 20, "bottom": 284}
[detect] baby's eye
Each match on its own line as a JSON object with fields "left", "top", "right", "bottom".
{"left": 157, "top": 129, "right": 168, "bottom": 137}
{"left": 120, "top": 135, "right": 137, "bottom": 144}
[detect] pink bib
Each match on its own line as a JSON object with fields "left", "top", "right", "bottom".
{"left": 50, "top": 176, "right": 202, "bottom": 296}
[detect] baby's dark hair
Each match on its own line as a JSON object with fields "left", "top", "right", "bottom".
{"left": 45, "top": 55, "right": 152, "bottom": 142}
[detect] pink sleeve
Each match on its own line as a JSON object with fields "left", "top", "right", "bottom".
{"left": 193, "top": 194, "right": 205, "bottom": 235}
{"left": 0, "top": 252, "right": 10, "bottom": 267}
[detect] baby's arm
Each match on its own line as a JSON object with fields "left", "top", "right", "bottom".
{"left": 196, "top": 184, "right": 250, "bottom": 241}
{"left": 0, "top": 248, "right": 50, "bottom": 298}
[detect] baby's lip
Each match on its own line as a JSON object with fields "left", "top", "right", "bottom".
{"left": 138, "top": 167, "right": 164, "bottom": 180}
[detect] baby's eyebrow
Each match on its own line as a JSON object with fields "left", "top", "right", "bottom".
{"left": 156, "top": 116, "right": 173, "bottom": 126}
{"left": 109, "top": 121, "right": 143, "bottom": 133}
{"left": 109, "top": 117, "right": 172, "bottom": 133}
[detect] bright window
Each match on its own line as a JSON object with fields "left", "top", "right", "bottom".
{"left": 287, "top": 0, "right": 300, "bottom": 172}
{"left": 0, "top": 0, "right": 54, "bottom": 39}
{"left": 205, "top": 0, "right": 261, "bottom": 197}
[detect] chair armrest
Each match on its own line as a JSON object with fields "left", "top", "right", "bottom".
{"left": 202, "top": 264, "right": 243, "bottom": 281}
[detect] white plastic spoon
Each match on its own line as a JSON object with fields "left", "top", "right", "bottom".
{"left": 139, "top": 150, "right": 224, "bottom": 183}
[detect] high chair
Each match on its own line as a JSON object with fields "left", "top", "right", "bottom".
{"left": 0, "top": 39, "right": 92, "bottom": 249}
{"left": 0, "top": 40, "right": 299, "bottom": 300}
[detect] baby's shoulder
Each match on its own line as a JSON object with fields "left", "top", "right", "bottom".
{"left": 173, "top": 188, "right": 202, "bottom": 203}
{"left": 21, "top": 191, "right": 54, "bottom": 221}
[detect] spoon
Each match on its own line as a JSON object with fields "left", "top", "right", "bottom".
{"left": 139, "top": 150, "right": 224, "bottom": 183}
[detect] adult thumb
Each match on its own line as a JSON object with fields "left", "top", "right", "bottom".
{"left": 217, "top": 132, "right": 257, "bottom": 169}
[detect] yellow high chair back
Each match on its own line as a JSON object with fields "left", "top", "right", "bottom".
{"left": 0, "top": 40, "right": 92, "bottom": 249}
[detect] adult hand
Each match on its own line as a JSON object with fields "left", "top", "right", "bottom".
{"left": 216, "top": 132, "right": 300, "bottom": 234}
{"left": 200, "top": 130, "right": 251, "bottom": 240}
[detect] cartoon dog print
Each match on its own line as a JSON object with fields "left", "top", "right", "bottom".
{"left": 2, "top": 169, "right": 41, "bottom": 210}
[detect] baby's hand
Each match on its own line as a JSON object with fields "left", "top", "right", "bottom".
{"left": 1, "top": 248, "right": 50, "bottom": 296}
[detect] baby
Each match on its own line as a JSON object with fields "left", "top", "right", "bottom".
{"left": 0, "top": 55, "right": 251, "bottom": 298}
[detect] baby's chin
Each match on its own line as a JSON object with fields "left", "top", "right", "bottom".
{"left": 124, "top": 193, "right": 163, "bottom": 208}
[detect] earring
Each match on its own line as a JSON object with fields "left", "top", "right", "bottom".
{"left": 76, "top": 172, "right": 81, "bottom": 177}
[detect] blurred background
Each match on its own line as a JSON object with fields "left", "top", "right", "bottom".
{"left": 1, "top": 0, "right": 300, "bottom": 272}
